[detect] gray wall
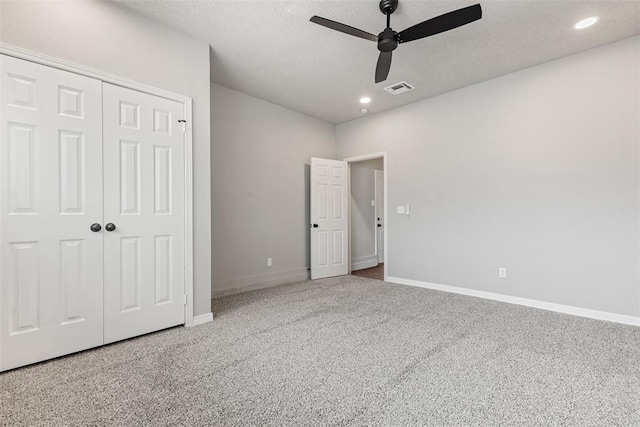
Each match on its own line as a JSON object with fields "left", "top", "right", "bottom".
{"left": 336, "top": 36, "right": 640, "bottom": 317}
{"left": 0, "top": 0, "right": 212, "bottom": 316}
{"left": 210, "top": 84, "right": 335, "bottom": 296}
{"left": 350, "top": 158, "right": 383, "bottom": 270}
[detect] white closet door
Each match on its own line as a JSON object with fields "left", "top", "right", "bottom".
{"left": 0, "top": 55, "right": 104, "bottom": 371}
{"left": 102, "top": 83, "right": 185, "bottom": 344}
{"left": 310, "top": 158, "right": 348, "bottom": 280}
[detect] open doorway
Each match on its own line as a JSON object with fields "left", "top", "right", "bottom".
{"left": 345, "top": 153, "right": 387, "bottom": 281}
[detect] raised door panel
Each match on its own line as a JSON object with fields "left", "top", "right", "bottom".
{"left": 7, "top": 123, "right": 36, "bottom": 214}
{"left": 102, "top": 83, "right": 185, "bottom": 344}
{"left": 120, "top": 237, "right": 142, "bottom": 312}
{"left": 119, "top": 140, "right": 141, "bottom": 214}
{"left": 7, "top": 73, "right": 38, "bottom": 110}
{"left": 153, "top": 146, "right": 172, "bottom": 214}
{"left": 58, "top": 86, "right": 84, "bottom": 118}
{"left": 59, "top": 239, "right": 86, "bottom": 325}
{"left": 154, "top": 235, "right": 172, "bottom": 305}
{"left": 0, "top": 54, "right": 104, "bottom": 372}
{"left": 8, "top": 242, "right": 40, "bottom": 335}
{"left": 59, "top": 130, "right": 85, "bottom": 214}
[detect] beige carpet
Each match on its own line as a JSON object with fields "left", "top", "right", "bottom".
{"left": 1, "top": 275, "right": 639, "bottom": 426}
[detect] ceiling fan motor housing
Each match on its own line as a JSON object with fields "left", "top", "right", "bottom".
{"left": 379, "top": 0, "right": 398, "bottom": 15}
{"left": 377, "top": 28, "right": 398, "bottom": 52}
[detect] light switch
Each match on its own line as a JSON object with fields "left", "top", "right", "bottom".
{"left": 397, "top": 205, "right": 405, "bottom": 214}
{"left": 371, "top": 200, "right": 375, "bottom": 206}
{"left": 405, "top": 204, "right": 410, "bottom": 215}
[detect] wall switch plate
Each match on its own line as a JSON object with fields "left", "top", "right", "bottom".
{"left": 397, "top": 205, "right": 405, "bottom": 214}
{"left": 371, "top": 200, "right": 375, "bottom": 206}
{"left": 499, "top": 267, "right": 507, "bottom": 279}
{"left": 405, "top": 204, "right": 410, "bottom": 215}
{"left": 267, "top": 258, "right": 272, "bottom": 267}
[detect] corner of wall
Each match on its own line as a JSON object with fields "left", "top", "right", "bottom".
{"left": 332, "top": 122, "right": 339, "bottom": 160}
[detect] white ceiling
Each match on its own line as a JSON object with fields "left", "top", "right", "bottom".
{"left": 115, "top": 0, "right": 640, "bottom": 124}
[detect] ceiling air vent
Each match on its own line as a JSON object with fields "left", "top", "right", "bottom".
{"left": 384, "top": 81, "right": 415, "bottom": 95}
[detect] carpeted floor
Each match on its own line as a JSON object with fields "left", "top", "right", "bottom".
{"left": 1, "top": 275, "right": 639, "bottom": 426}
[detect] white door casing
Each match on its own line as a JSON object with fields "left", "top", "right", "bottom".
{"left": 102, "top": 83, "right": 185, "bottom": 344}
{"left": 375, "top": 169, "right": 384, "bottom": 264}
{"left": 310, "top": 158, "right": 348, "bottom": 280}
{"left": 0, "top": 55, "right": 104, "bottom": 371}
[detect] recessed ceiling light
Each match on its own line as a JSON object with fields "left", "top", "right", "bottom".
{"left": 360, "top": 108, "right": 369, "bottom": 114}
{"left": 574, "top": 17, "right": 598, "bottom": 30}
{"left": 359, "top": 97, "right": 371, "bottom": 104}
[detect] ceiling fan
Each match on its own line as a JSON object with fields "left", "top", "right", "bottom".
{"left": 310, "top": 0, "right": 482, "bottom": 83}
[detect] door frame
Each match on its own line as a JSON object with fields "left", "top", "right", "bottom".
{"left": 344, "top": 152, "right": 388, "bottom": 282}
{"left": 0, "top": 43, "right": 196, "bottom": 327}
{"left": 374, "top": 169, "right": 384, "bottom": 264}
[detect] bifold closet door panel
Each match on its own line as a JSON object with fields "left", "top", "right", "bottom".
{"left": 102, "top": 83, "right": 185, "bottom": 344}
{"left": 0, "top": 55, "right": 104, "bottom": 371}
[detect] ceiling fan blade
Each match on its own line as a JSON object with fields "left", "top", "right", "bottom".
{"left": 310, "top": 16, "right": 378, "bottom": 42}
{"left": 375, "top": 51, "right": 392, "bottom": 84}
{"left": 397, "top": 4, "right": 482, "bottom": 44}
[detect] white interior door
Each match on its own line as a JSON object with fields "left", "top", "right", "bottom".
{"left": 0, "top": 55, "right": 104, "bottom": 371}
{"left": 375, "top": 169, "right": 384, "bottom": 264}
{"left": 102, "top": 83, "right": 185, "bottom": 344}
{"left": 310, "top": 158, "right": 348, "bottom": 280}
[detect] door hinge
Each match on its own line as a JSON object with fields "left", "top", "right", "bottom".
{"left": 178, "top": 119, "right": 187, "bottom": 133}
{"left": 183, "top": 294, "right": 188, "bottom": 305}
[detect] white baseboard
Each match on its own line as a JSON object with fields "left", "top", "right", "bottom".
{"left": 191, "top": 312, "right": 213, "bottom": 326}
{"left": 386, "top": 276, "right": 640, "bottom": 327}
{"left": 351, "top": 255, "right": 379, "bottom": 271}
{"left": 212, "top": 267, "right": 310, "bottom": 298}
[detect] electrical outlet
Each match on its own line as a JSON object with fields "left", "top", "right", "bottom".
{"left": 267, "top": 258, "right": 272, "bottom": 267}
{"left": 499, "top": 267, "right": 507, "bottom": 279}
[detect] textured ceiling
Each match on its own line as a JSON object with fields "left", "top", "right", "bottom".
{"left": 115, "top": 0, "right": 640, "bottom": 124}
